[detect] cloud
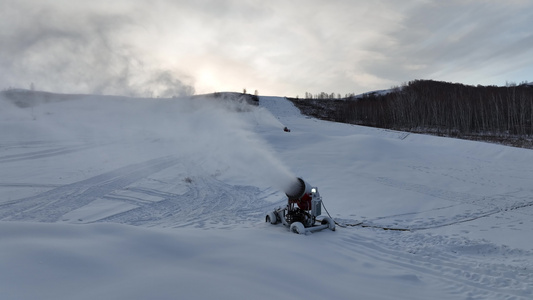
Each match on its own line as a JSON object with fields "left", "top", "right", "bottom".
{"left": 0, "top": 0, "right": 194, "bottom": 97}
{"left": 361, "top": 0, "right": 533, "bottom": 85}
{"left": 1, "top": 0, "right": 532, "bottom": 96}
{"left": 149, "top": 0, "right": 404, "bottom": 95}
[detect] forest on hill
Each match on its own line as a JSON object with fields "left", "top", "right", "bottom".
{"left": 288, "top": 80, "right": 533, "bottom": 148}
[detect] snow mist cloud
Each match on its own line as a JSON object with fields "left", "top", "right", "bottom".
{"left": 163, "top": 97, "right": 298, "bottom": 192}
{"left": 1, "top": 92, "right": 296, "bottom": 193}
{"left": 0, "top": 1, "right": 194, "bottom": 97}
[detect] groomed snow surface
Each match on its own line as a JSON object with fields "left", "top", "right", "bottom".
{"left": 1, "top": 92, "right": 532, "bottom": 299}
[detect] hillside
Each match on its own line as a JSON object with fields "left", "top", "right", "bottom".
{"left": 1, "top": 91, "right": 532, "bottom": 299}
{"left": 289, "top": 80, "right": 533, "bottom": 148}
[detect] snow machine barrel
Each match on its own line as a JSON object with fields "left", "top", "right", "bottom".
{"left": 285, "top": 177, "right": 312, "bottom": 200}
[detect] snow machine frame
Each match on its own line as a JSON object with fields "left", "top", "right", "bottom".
{"left": 266, "top": 178, "right": 335, "bottom": 234}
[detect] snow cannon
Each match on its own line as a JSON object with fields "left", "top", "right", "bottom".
{"left": 266, "top": 177, "right": 335, "bottom": 234}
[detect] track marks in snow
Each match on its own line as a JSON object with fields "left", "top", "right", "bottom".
{"left": 0, "top": 183, "right": 62, "bottom": 188}
{"left": 0, "top": 144, "right": 94, "bottom": 163}
{"left": 363, "top": 175, "right": 533, "bottom": 230}
{"left": 0, "top": 156, "right": 180, "bottom": 222}
{"left": 97, "top": 175, "right": 284, "bottom": 229}
{"left": 0, "top": 155, "right": 285, "bottom": 229}
{"left": 335, "top": 231, "right": 533, "bottom": 300}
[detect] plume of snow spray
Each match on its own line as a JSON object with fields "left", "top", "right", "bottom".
{"left": 0, "top": 90, "right": 298, "bottom": 193}
{"left": 173, "top": 96, "right": 299, "bottom": 192}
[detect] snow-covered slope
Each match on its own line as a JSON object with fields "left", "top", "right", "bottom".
{"left": 1, "top": 92, "right": 532, "bottom": 299}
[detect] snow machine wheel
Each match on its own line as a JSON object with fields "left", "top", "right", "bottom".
{"left": 321, "top": 217, "right": 336, "bottom": 231}
{"left": 266, "top": 211, "right": 278, "bottom": 224}
{"left": 290, "top": 222, "right": 305, "bottom": 234}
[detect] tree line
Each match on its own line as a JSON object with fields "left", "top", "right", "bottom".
{"left": 288, "top": 80, "right": 533, "bottom": 146}
{"left": 301, "top": 92, "right": 355, "bottom": 100}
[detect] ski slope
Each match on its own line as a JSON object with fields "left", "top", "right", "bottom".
{"left": 1, "top": 92, "right": 532, "bottom": 299}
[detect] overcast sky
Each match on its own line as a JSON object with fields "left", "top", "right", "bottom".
{"left": 1, "top": 0, "right": 532, "bottom": 97}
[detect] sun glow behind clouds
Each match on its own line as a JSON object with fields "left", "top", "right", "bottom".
{"left": 196, "top": 68, "right": 222, "bottom": 94}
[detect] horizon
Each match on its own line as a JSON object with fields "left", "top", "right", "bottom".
{"left": 3, "top": 78, "right": 532, "bottom": 100}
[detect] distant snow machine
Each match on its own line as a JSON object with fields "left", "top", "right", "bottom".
{"left": 266, "top": 178, "right": 335, "bottom": 234}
